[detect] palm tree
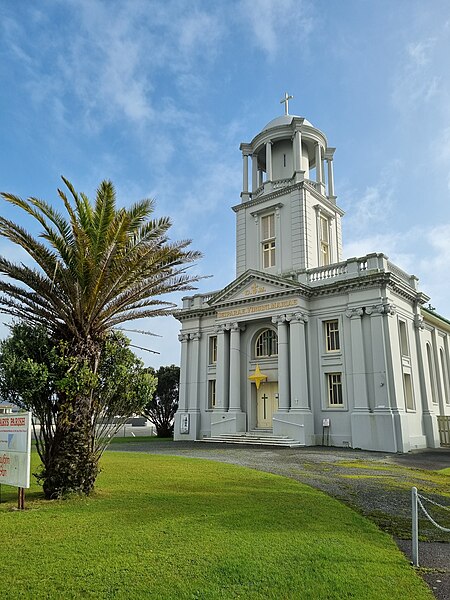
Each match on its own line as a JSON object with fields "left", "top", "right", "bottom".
{"left": 0, "top": 177, "right": 201, "bottom": 497}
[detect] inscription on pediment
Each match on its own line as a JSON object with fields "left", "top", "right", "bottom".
{"left": 244, "top": 282, "right": 267, "bottom": 296}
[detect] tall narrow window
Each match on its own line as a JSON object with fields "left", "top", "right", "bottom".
{"left": 319, "top": 215, "right": 330, "bottom": 266}
{"left": 399, "top": 321, "right": 409, "bottom": 357}
{"left": 426, "top": 344, "right": 437, "bottom": 404}
{"left": 325, "top": 320, "right": 340, "bottom": 352}
{"left": 440, "top": 349, "right": 449, "bottom": 404}
{"left": 261, "top": 213, "right": 276, "bottom": 268}
{"left": 209, "top": 336, "right": 217, "bottom": 365}
{"left": 327, "top": 373, "right": 343, "bottom": 406}
{"left": 403, "top": 373, "right": 415, "bottom": 410}
{"left": 255, "top": 329, "right": 278, "bottom": 358}
{"left": 208, "top": 379, "right": 216, "bottom": 408}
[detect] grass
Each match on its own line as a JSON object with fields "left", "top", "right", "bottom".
{"left": 108, "top": 435, "right": 172, "bottom": 444}
{"left": 0, "top": 452, "right": 433, "bottom": 600}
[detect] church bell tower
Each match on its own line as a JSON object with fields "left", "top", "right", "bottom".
{"left": 234, "top": 94, "right": 344, "bottom": 278}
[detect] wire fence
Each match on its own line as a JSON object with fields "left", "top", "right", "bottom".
{"left": 411, "top": 486, "right": 450, "bottom": 567}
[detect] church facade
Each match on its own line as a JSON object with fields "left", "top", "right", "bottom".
{"left": 173, "top": 101, "right": 450, "bottom": 452}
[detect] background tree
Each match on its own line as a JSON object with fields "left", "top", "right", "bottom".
{"left": 143, "top": 364, "right": 179, "bottom": 437}
{"left": 0, "top": 324, "right": 156, "bottom": 498}
{"left": 0, "top": 178, "right": 200, "bottom": 497}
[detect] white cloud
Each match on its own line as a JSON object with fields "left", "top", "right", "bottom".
{"left": 344, "top": 221, "right": 450, "bottom": 318}
{"left": 391, "top": 33, "right": 445, "bottom": 114}
{"left": 239, "top": 0, "right": 314, "bottom": 59}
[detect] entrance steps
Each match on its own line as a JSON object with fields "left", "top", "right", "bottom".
{"left": 200, "top": 430, "right": 304, "bottom": 448}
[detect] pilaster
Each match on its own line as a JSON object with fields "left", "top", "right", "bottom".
{"left": 229, "top": 323, "right": 245, "bottom": 411}
{"left": 177, "top": 333, "right": 190, "bottom": 412}
{"left": 287, "top": 312, "right": 309, "bottom": 410}
{"left": 215, "top": 324, "right": 229, "bottom": 411}
{"left": 272, "top": 315, "right": 290, "bottom": 411}
{"left": 188, "top": 332, "right": 201, "bottom": 412}
{"left": 345, "top": 307, "right": 369, "bottom": 410}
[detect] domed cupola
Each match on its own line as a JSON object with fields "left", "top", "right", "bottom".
{"left": 239, "top": 93, "right": 335, "bottom": 202}
{"left": 234, "top": 94, "right": 343, "bottom": 277}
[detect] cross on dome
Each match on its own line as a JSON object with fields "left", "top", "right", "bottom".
{"left": 280, "top": 92, "right": 293, "bottom": 115}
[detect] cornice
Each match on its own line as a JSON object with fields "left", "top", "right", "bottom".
{"left": 232, "top": 179, "right": 344, "bottom": 217}
{"left": 232, "top": 183, "right": 303, "bottom": 212}
{"left": 175, "top": 270, "right": 428, "bottom": 321}
{"left": 421, "top": 306, "right": 450, "bottom": 334}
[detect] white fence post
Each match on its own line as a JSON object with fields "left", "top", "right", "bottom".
{"left": 411, "top": 487, "right": 419, "bottom": 567}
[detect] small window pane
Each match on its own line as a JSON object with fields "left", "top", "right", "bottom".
{"left": 403, "top": 373, "right": 414, "bottom": 410}
{"left": 262, "top": 214, "right": 274, "bottom": 240}
{"left": 209, "top": 336, "right": 217, "bottom": 364}
{"left": 320, "top": 216, "right": 329, "bottom": 243}
{"left": 399, "top": 321, "right": 409, "bottom": 357}
{"left": 208, "top": 380, "right": 216, "bottom": 408}
{"left": 325, "top": 320, "right": 340, "bottom": 352}
{"left": 328, "top": 373, "right": 343, "bottom": 406}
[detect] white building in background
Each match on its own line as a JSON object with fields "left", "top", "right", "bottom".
{"left": 174, "top": 97, "right": 450, "bottom": 452}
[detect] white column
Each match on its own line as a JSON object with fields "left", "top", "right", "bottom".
{"left": 229, "top": 323, "right": 243, "bottom": 411}
{"left": 315, "top": 143, "right": 324, "bottom": 193}
{"left": 189, "top": 332, "right": 201, "bottom": 411}
{"left": 327, "top": 159, "right": 335, "bottom": 197}
{"left": 252, "top": 154, "right": 258, "bottom": 192}
{"left": 178, "top": 333, "right": 190, "bottom": 412}
{"left": 272, "top": 315, "right": 290, "bottom": 411}
{"left": 346, "top": 308, "right": 369, "bottom": 410}
{"left": 242, "top": 152, "right": 249, "bottom": 194}
{"left": 295, "top": 130, "right": 303, "bottom": 173}
{"left": 215, "top": 324, "right": 229, "bottom": 410}
{"left": 288, "top": 313, "right": 309, "bottom": 410}
{"left": 265, "top": 141, "right": 272, "bottom": 181}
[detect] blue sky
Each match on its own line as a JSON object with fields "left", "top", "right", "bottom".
{"left": 1, "top": 0, "right": 450, "bottom": 367}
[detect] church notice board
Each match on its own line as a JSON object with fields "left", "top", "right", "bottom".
{"left": 0, "top": 412, "right": 32, "bottom": 488}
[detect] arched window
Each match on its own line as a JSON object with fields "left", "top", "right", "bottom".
{"left": 255, "top": 329, "right": 278, "bottom": 358}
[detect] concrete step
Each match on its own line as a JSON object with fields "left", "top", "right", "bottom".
{"left": 200, "top": 432, "right": 304, "bottom": 448}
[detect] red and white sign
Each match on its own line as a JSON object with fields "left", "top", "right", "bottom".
{"left": 0, "top": 413, "right": 32, "bottom": 488}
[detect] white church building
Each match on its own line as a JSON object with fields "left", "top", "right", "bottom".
{"left": 174, "top": 97, "right": 450, "bottom": 452}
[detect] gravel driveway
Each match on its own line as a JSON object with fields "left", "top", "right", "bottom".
{"left": 109, "top": 442, "right": 450, "bottom": 600}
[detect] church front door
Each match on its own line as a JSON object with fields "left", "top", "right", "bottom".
{"left": 256, "top": 382, "right": 278, "bottom": 428}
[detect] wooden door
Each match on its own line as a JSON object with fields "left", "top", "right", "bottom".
{"left": 256, "top": 382, "right": 278, "bottom": 428}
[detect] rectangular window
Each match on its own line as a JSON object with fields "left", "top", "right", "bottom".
{"left": 325, "top": 320, "right": 340, "bottom": 352}
{"left": 208, "top": 379, "right": 216, "bottom": 408}
{"left": 319, "top": 215, "right": 330, "bottom": 266}
{"left": 399, "top": 321, "right": 409, "bottom": 357}
{"left": 209, "top": 336, "right": 217, "bottom": 364}
{"left": 261, "top": 214, "right": 276, "bottom": 268}
{"left": 403, "top": 373, "right": 415, "bottom": 410}
{"left": 327, "top": 373, "right": 343, "bottom": 406}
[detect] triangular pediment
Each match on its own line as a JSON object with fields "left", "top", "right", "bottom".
{"left": 209, "top": 270, "right": 303, "bottom": 306}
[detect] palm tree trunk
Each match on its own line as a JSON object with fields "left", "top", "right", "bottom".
{"left": 42, "top": 394, "right": 98, "bottom": 498}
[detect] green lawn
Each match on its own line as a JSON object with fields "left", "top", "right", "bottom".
{"left": 0, "top": 453, "right": 433, "bottom": 600}
{"left": 108, "top": 435, "right": 172, "bottom": 444}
